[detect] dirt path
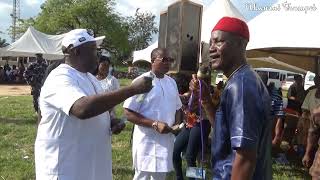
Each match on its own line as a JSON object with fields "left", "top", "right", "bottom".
{"left": 0, "top": 85, "right": 31, "bottom": 96}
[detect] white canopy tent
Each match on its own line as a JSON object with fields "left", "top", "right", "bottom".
{"left": 246, "top": 0, "right": 320, "bottom": 73}
{"left": 247, "top": 57, "right": 307, "bottom": 74}
{"left": 132, "top": 41, "right": 158, "bottom": 64}
{"left": 133, "top": 0, "right": 245, "bottom": 64}
{"left": 200, "top": 0, "right": 246, "bottom": 64}
{"left": 0, "top": 27, "right": 66, "bottom": 60}
{"left": 201, "top": 0, "right": 245, "bottom": 43}
{"left": 133, "top": 0, "right": 320, "bottom": 73}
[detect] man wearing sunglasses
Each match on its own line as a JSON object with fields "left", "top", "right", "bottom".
{"left": 124, "top": 48, "right": 182, "bottom": 180}
{"left": 35, "top": 29, "right": 153, "bottom": 180}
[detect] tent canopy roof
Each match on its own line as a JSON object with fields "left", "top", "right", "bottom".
{"left": 133, "top": 0, "right": 245, "bottom": 64}
{"left": 201, "top": 0, "right": 246, "bottom": 43}
{"left": 246, "top": 0, "right": 320, "bottom": 73}
{"left": 247, "top": 0, "right": 320, "bottom": 50}
{"left": 0, "top": 27, "right": 66, "bottom": 60}
{"left": 132, "top": 41, "right": 157, "bottom": 64}
{"left": 247, "top": 57, "right": 307, "bottom": 74}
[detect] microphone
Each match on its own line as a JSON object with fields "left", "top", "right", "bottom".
{"left": 197, "top": 65, "right": 209, "bottom": 79}
{"left": 136, "top": 71, "right": 155, "bottom": 103}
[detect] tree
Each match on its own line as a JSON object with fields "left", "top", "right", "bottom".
{"left": 7, "top": 0, "right": 158, "bottom": 62}
{"left": 0, "top": 38, "right": 9, "bottom": 48}
{"left": 126, "top": 9, "right": 158, "bottom": 51}
{"left": 33, "top": 0, "right": 132, "bottom": 59}
{"left": 7, "top": 18, "right": 36, "bottom": 40}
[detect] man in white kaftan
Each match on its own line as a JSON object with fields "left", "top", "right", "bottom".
{"left": 124, "top": 48, "right": 182, "bottom": 180}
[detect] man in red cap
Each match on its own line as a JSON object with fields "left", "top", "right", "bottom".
{"left": 190, "top": 17, "right": 272, "bottom": 180}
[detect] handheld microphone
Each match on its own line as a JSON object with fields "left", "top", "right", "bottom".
{"left": 197, "top": 65, "right": 209, "bottom": 79}
{"left": 136, "top": 71, "right": 155, "bottom": 103}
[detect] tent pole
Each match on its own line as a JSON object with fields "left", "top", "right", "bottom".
{"left": 315, "top": 56, "right": 320, "bottom": 74}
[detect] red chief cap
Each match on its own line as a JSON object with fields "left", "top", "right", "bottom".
{"left": 212, "top": 17, "right": 250, "bottom": 41}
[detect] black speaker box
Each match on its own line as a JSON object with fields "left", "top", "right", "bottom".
{"left": 166, "top": 0, "right": 203, "bottom": 74}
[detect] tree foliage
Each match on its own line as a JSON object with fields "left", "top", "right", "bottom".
{"left": 126, "top": 9, "right": 158, "bottom": 51}
{"left": 7, "top": 18, "right": 36, "bottom": 40}
{"left": 34, "top": 0, "right": 129, "bottom": 56}
{"left": 10, "top": 0, "right": 158, "bottom": 62}
{"left": 0, "top": 38, "right": 9, "bottom": 48}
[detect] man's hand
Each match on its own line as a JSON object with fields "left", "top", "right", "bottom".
{"left": 302, "top": 153, "right": 313, "bottom": 168}
{"left": 179, "top": 94, "right": 190, "bottom": 105}
{"left": 189, "top": 74, "right": 216, "bottom": 126}
{"left": 189, "top": 74, "right": 211, "bottom": 101}
{"left": 272, "top": 137, "right": 281, "bottom": 146}
{"left": 111, "top": 121, "right": 126, "bottom": 135}
{"left": 156, "top": 121, "right": 172, "bottom": 134}
{"left": 130, "top": 76, "right": 153, "bottom": 94}
{"left": 171, "top": 123, "right": 183, "bottom": 135}
{"left": 189, "top": 74, "right": 200, "bottom": 92}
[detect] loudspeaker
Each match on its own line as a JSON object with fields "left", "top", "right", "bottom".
{"left": 166, "top": 0, "right": 203, "bottom": 74}
{"left": 158, "top": 11, "right": 167, "bottom": 48}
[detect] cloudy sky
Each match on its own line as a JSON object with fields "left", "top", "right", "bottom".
{"left": 0, "top": 0, "right": 277, "bottom": 42}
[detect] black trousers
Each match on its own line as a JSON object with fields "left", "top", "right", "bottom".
{"left": 173, "top": 120, "right": 210, "bottom": 180}
{"left": 31, "top": 87, "right": 40, "bottom": 112}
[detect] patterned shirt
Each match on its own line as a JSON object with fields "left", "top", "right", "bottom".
{"left": 24, "top": 61, "right": 48, "bottom": 89}
{"left": 212, "top": 65, "right": 272, "bottom": 180}
{"left": 268, "top": 86, "right": 285, "bottom": 118}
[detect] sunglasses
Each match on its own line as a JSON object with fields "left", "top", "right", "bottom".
{"left": 155, "top": 57, "right": 174, "bottom": 63}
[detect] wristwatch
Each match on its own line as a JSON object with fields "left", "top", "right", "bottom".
{"left": 152, "top": 121, "right": 158, "bottom": 131}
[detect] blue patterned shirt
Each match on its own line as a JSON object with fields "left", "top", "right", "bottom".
{"left": 268, "top": 86, "right": 285, "bottom": 118}
{"left": 212, "top": 65, "right": 272, "bottom": 180}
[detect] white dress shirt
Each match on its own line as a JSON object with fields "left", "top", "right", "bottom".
{"left": 123, "top": 71, "right": 182, "bottom": 172}
{"left": 36, "top": 64, "right": 112, "bottom": 180}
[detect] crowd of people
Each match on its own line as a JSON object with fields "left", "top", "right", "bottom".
{"left": 281, "top": 74, "right": 320, "bottom": 171}
{"left": 0, "top": 61, "right": 26, "bottom": 83}
{"left": 14, "top": 16, "right": 319, "bottom": 180}
{"left": 0, "top": 55, "right": 49, "bottom": 86}
{"left": 254, "top": 64, "right": 320, "bottom": 177}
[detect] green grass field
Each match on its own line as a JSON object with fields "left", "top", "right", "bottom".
{"left": 0, "top": 78, "right": 311, "bottom": 179}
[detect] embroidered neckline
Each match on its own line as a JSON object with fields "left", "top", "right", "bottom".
{"left": 226, "top": 64, "right": 248, "bottom": 85}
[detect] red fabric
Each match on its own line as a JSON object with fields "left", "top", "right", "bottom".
{"left": 212, "top": 17, "right": 250, "bottom": 41}
{"left": 284, "top": 108, "right": 300, "bottom": 116}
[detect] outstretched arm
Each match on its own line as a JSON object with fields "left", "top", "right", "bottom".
{"left": 70, "top": 77, "right": 152, "bottom": 120}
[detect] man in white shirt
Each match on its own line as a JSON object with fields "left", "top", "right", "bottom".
{"left": 123, "top": 48, "right": 182, "bottom": 180}
{"left": 35, "top": 29, "right": 153, "bottom": 180}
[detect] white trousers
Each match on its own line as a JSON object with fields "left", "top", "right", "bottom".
{"left": 133, "top": 169, "right": 167, "bottom": 180}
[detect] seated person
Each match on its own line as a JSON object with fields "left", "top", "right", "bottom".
{"left": 173, "top": 68, "right": 213, "bottom": 180}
